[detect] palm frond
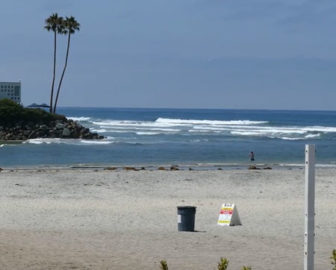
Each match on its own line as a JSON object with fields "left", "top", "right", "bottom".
{"left": 44, "top": 13, "right": 62, "bottom": 32}
{"left": 64, "top": 16, "right": 80, "bottom": 34}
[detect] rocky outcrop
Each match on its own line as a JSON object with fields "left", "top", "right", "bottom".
{"left": 0, "top": 119, "right": 104, "bottom": 141}
{"left": 0, "top": 99, "right": 103, "bottom": 141}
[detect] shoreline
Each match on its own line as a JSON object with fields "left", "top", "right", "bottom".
{"left": 2, "top": 161, "right": 336, "bottom": 171}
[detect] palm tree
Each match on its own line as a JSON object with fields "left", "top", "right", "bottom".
{"left": 44, "top": 13, "right": 65, "bottom": 113}
{"left": 53, "top": 16, "right": 80, "bottom": 113}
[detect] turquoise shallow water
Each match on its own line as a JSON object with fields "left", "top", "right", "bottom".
{"left": 1, "top": 107, "right": 336, "bottom": 167}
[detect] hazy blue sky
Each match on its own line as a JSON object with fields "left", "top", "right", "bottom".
{"left": 1, "top": 0, "right": 336, "bottom": 110}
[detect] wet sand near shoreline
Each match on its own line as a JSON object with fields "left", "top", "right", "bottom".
{"left": 0, "top": 168, "right": 335, "bottom": 269}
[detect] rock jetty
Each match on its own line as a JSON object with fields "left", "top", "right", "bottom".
{"left": 0, "top": 118, "right": 103, "bottom": 141}
{"left": 0, "top": 99, "right": 103, "bottom": 141}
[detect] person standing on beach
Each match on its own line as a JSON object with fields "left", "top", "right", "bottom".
{"left": 249, "top": 151, "right": 255, "bottom": 162}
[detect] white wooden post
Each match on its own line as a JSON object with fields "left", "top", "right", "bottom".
{"left": 304, "top": 144, "right": 315, "bottom": 270}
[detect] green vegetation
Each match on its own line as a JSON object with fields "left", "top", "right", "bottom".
{"left": 217, "top": 258, "right": 229, "bottom": 270}
{"left": 331, "top": 249, "right": 336, "bottom": 270}
{"left": 0, "top": 99, "right": 65, "bottom": 126}
{"left": 44, "top": 13, "right": 80, "bottom": 114}
{"left": 160, "top": 260, "right": 168, "bottom": 270}
{"left": 158, "top": 258, "right": 233, "bottom": 270}
{"left": 158, "top": 250, "right": 336, "bottom": 270}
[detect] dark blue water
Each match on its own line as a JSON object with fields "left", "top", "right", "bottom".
{"left": 1, "top": 107, "right": 336, "bottom": 167}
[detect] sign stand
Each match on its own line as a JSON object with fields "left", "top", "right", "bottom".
{"left": 217, "top": 203, "right": 242, "bottom": 226}
{"left": 304, "top": 144, "right": 315, "bottom": 270}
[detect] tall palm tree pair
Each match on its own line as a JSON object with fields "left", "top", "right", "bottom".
{"left": 44, "top": 13, "right": 80, "bottom": 113}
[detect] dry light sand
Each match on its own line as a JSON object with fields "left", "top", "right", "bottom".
{"left": 0, "top": 167, "right": 335, "bottom": 269}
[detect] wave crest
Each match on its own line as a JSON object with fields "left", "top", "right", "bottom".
{"left": 68, "top": 117, "right": 91, "bottom": 121}
{"left": 64, "top": 115, "right": 335, "bottom": 141}
{"left": 155, "top": 117, "right": 268, "bottom": 126}
{"left": 24, "top": 138, "right": 114, "bottom": 145}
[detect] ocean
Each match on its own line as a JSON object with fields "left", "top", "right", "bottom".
{"left": 1, "top": 107, "right": 336, "bottom": 167}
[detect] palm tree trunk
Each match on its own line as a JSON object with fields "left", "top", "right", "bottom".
{"left": 49, "top": 31, "right": 57, "bottom": 113}
{"left": 54, "top": 32, "right": 71, "bottom": 113}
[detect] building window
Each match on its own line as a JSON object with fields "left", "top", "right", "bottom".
{"left": 14, "top": 86, "right": 20, "bottom": 96}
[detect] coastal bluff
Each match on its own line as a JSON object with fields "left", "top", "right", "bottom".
{"left": 0, "top": 99, "right": 103, "bottom": 141}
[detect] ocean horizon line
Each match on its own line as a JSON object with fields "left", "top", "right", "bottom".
{"left": 35, "top": 106, "right": 336, "bottom": 113}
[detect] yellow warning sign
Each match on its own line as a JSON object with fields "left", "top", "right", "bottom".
{"left": 217, "top": 203, "right": 242, "bottom": 226}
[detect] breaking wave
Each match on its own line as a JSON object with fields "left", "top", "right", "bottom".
{"left": 24, "top": 138, "right": 114, "bottom": 146}
{"left": 60, "top": 116, "right": 336, "bottom": 141}
{"left": 68, "top": 116, "right": 91, "bottom": 121}
{"left": 155, "top": 118, "right": 268, "bottom": 126}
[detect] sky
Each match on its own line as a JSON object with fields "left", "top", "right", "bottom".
{"left": 1, "top": 0, "right": 336, "bottom": 110}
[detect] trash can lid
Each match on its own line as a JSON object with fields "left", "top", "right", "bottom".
{"left": 177, "top": 206, "right": 197, "bottom": 209}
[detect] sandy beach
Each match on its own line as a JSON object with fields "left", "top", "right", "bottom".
{"left": 0, "top": 167, "right": 335, "bottom": 269}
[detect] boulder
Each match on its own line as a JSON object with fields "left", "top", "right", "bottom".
{"left": 123, "top": 167, "right": 138, "bottom": 171}
{"left": 56, "top": 123, "right": 65, "bottom": 129}
{"left": 62, "top": 128, "right": 71, "bottom": 137}
{"left": 248, "top": 165, "right": 260, "bottom": 170}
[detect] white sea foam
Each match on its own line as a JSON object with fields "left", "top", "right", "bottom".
{"left": 279, "top": 163, "right": 304, "bottom": 167}
{"left": 70, "top": 115, "right": 336, "bottom": 140}
{"left": 230, "top": 131, "right": 265, "bottom": 136}
{"left": 25, "top": 138, "right": 60, "bottom": 145}
{"left": 80, "top": 140, "right": 113, "bottom": 145}
{"left": 279, "top": 137, "right": 303, "bottom": 141}
{"left": 155, "top": 118, "right": 268, "bottom": 126}
{"left": 136, "top": 132, "right": 160, "bottom": 135}
{"left": 189, "top": 139, "right": 209, "bottom": 143}
{"left": 68, "top": 117, "right": 91, "bottom": 121}
{"left": 147, "top": 128, "right": 180, "bottom": 132}
{"left": 277, "top": 163, "right": 336, "bottom": 168}
{"left": 302, "top": 126, "right": 336, "bottom": 132}
{"left": 188, "top": 129, "right": 214, "bottom": 133}
{"left": 316, "top": 164, "right": 336, "bottom": 168}
{"left": 278, "top": 163, "right": 336, "bottom": 168}
{"left": 305, "top": 133, "right": 321, "bottom": 139}
{"left": 230, "top": 128, "right": 323, "bottom": 140}
{"left": 91, "top": 129, "right": 107, "bottom": 133}
{"left": 92, "top": 120, "right": 179, "bottom": 129}
{"left": 24, "top": 138, "right": 114, "bottom": 146}
{"left": 96, "top": 126, "right": 179, "bottom": 132}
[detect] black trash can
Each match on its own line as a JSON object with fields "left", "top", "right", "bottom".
{"left": 177, "top": 206, "right": 196, "bottom": 232}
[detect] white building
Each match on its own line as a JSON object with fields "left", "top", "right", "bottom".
{"left": 0, "top": 81, "right": 21, "bottom": 103}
